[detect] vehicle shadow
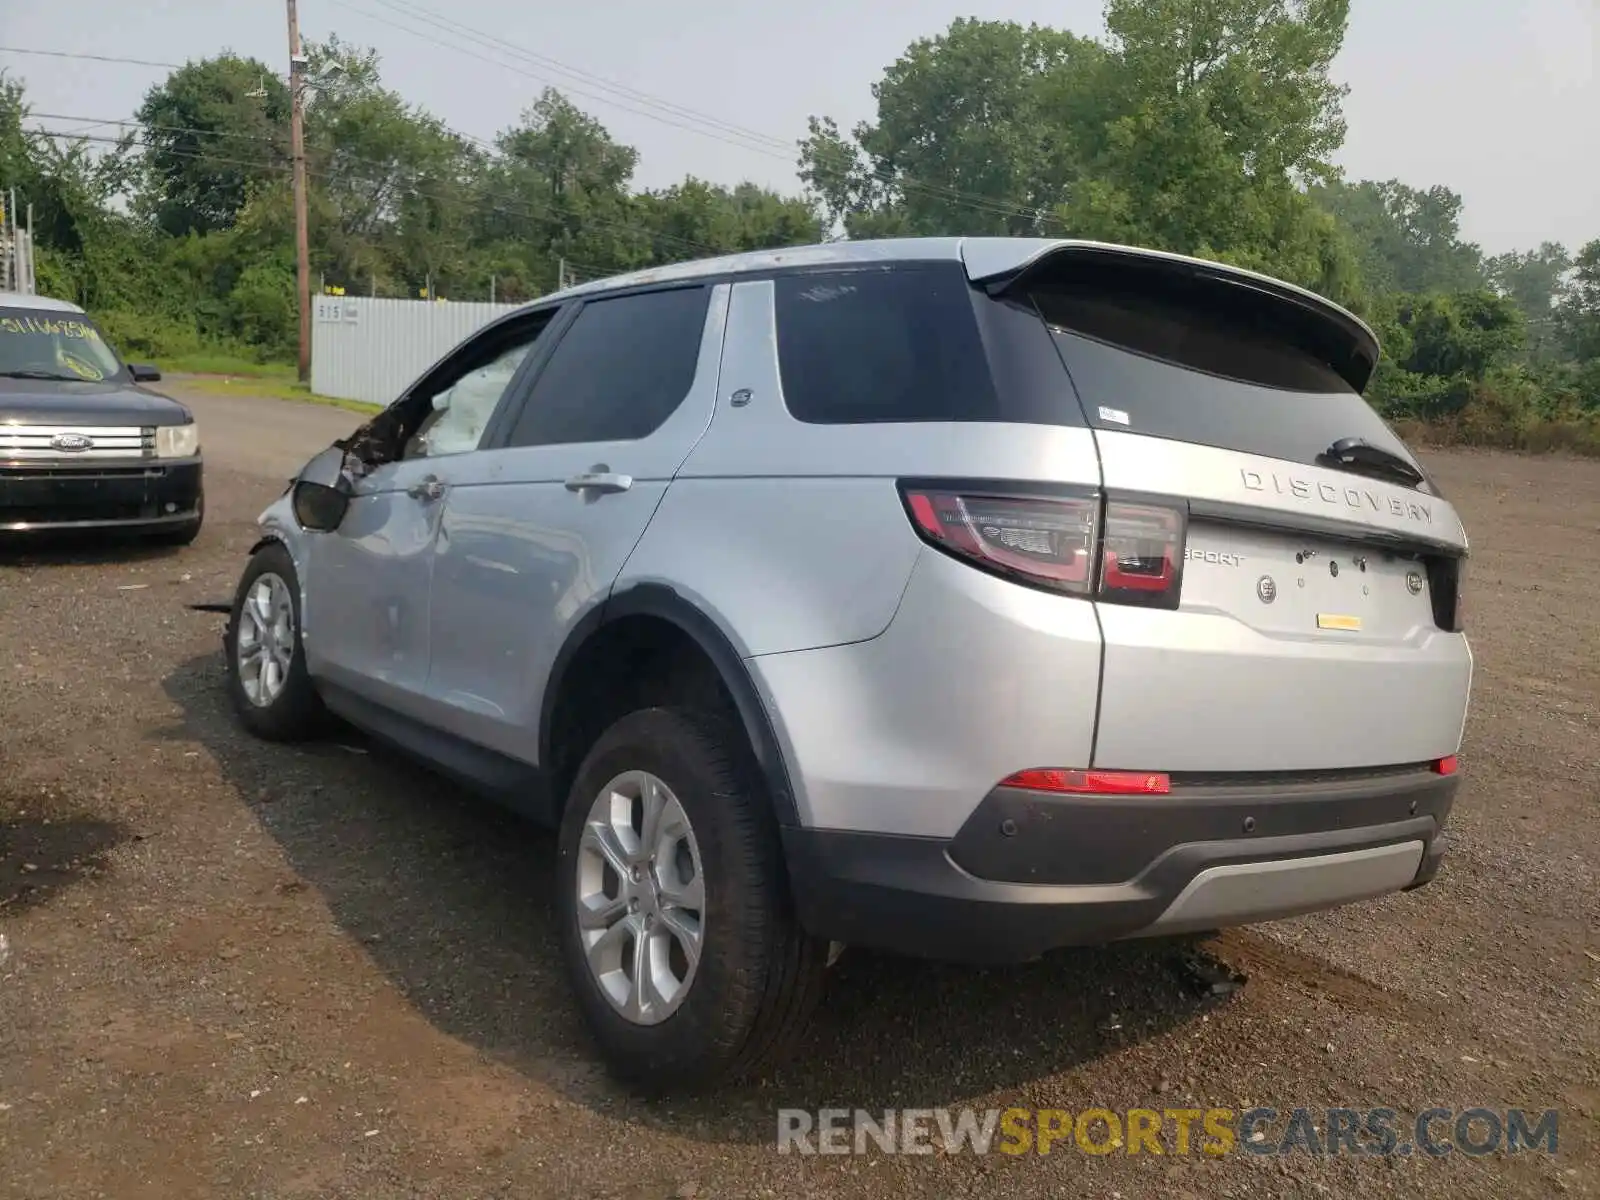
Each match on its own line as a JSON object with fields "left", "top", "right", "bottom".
{"left": 0, "top": 533, "right": 185, "bottom": 567}
{"left": 158, "top": 648, "right": 1231, "bottom": 1146}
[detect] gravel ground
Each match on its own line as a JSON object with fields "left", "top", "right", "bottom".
{"left": 0, "top": 384, "right": 1595, "bottom": 1199}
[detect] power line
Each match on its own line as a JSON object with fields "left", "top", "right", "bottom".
{"left": 10, "top": 21, "right": 1056, "bottom": 230}
{"left": 331, "top": 0, "right": 1056, "bottom": 229}
{"left": 355, "top": 0, "right": 792, "bottom": 153}
{"left": 327, "top": 0, "right": 786, "bottom": 158}
{"left": 0, "top": 46, "right": 182, "bottom": 70}
{"left": 31, "top": 112, "right": 283, "bottom": 146}
{"left": 26, "top": 128, "right": 650, "bottom": 293}
{"left": 33, "top": 119, "right": 726, "bottom": 256}
{"left": 28, "top": 124, "right": 729, "bottom": 259}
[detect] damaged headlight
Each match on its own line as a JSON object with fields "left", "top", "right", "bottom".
{"left": 155, "top": 422, "right": 200, "bottom": 458}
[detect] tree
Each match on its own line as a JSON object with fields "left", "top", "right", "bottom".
{"left": 796, "top": 2, "right": 1363, "bottom": 302}
{"left": 1364, "top": 289, "right": 1525, "bottom": 419}
{"left": 474, "top": 89, "right": 641, "bottom": 292}
{"left": 1486, "top": 242, "right": 1572, "bottom": 361}
{"left": 800, "top": 20, "right": 1099, "bottom": 238}
{"left": 135, "top": 54, "right": 290, "bottom": 236}
{"left": 1314, "top": 179, "right": 1484, "bottom": 294}
{"left": 301, "top": 37, "right": 480, "bottom": 297}
{"left": 1556, "top": 240, "right": 1600, "bottom": 363}
{"left": 631, "top": 179, "right": 818, "bottom": 260}
{"left": 1062, "top": 0, "right": 1358, "bottom": 298}
{"left": 1098, "top": 0, "right": 1351, "bottom": 178}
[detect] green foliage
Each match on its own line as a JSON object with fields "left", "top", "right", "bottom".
{"left": 3, "top": 10, "right": 1595, "bottom": 452}
{"left": 227, "top": 263, "right": 297, "bottom": 359}
{"left": 793, "top": 1, "right": 1594, "bottom": 450}
{"left": 4, "top": 50, "right": 820, "bottom": 363}
{"left": 135, "top": 54, "right": 290, "bottom": 237}
{"left": 800, "top": 20, "right": 1099, "bottom": 237}
{"left": 94, "top": 307, "right": 203, "bottom": 361}
{"left": 1393, "top": 291, "right": 1523, "bottom": 383}
{"left": 1365, "top": 290, "right": 1524, "bottom": 419}
{"left": 1312, "top": 179, "right": 1484, "bottom": 294}
{"left": 1485, "top": 241, "right": 1571, "bottom": 361}
{"left": 1557, "top": 239, "right": 1600, "bottom": 362}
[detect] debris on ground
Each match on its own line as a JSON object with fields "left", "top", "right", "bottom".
{"left": 1167, "top": 948, "right": 1249, "bottom": 1000}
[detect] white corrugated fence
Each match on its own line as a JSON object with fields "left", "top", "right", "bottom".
{"left": 310, "top": 296, "right": 525, "bottom": 406}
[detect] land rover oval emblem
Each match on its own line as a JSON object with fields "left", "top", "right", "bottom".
{"left": 1257, "top": 575, "right": 1277, "bottom": 604}
{"left": 49, "top": 432, "right": 94, "bottom": 452}
{"left": 1406, "top": 571, "right": 1425, "bottom": 595}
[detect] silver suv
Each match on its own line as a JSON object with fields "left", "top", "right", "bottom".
{"left": 223, "top": 238, "right": 1472, "bottom": 1092}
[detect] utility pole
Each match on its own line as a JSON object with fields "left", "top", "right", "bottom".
{"left": 287, "top": 0, "right": 312, "bottom": 384}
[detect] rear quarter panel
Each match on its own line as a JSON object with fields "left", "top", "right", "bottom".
{"left": 620, "top": 276, "right": 1105, "bottom": 658}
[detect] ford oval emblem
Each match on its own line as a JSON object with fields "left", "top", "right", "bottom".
{"left": 49, "top": 433, "right": 94, "bottom": 452}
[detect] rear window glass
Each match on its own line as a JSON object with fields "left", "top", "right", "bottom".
{"left": 774, "top": 265, "right": 1007, "bottom": 424}
{"left": 1030, "top": 282, "right": 1421, "bottom": 473}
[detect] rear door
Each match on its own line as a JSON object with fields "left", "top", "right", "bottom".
{"left": 418, "top": 283, "right": 727, "bottom": 760}
{"left": 1016, "top": 252, "right": 1471, "bottom": 772}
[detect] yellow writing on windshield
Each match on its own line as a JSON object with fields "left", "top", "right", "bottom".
{"left": 60, "top": 355, "right": 106, "bottom": 381}
{"left": 0, "top": 316, "right": 104, "bottom": 340}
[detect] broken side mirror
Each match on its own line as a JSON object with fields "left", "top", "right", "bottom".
{"left": 290, "top": 445, "right": 354, "bottom": 532}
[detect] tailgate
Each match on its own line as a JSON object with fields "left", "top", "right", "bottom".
{"left": 1005, "top": 246, "right": 1472, "bottom": 772}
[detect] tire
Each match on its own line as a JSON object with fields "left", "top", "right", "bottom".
{"left": 223, "top": 541, "right": 326, "bottom": 741}
{"left": 555, "top": 706, "right": 827, "bottom": 1093}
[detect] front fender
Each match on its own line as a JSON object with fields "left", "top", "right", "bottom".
{"left": 248, "top": 492, "right": 319, "bottom": 646}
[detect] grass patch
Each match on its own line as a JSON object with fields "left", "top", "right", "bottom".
{"left": 164, "top": 371, "right": 381, "bottom": 415}
{"left": 154, "top": 353, "right": 298, "bottom": 381}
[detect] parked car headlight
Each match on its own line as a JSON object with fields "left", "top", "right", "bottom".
{"left": 155, "top": 423, "right": 200, "bottom": 458}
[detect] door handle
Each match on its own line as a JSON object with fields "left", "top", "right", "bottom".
{"left": 564, "top": 471, "right": 633, "bottom": 495}
{"left": 406, "top": 475, "right": 446, "bottom": 502}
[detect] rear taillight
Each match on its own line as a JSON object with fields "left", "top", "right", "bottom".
{"left": 899, "top": 482, "right": 1187, "bottom": 609}
{"left": 1099, "top": 499, "right": 1185, "bottom": 607}
{"left": 902, "top": 486, "right": 1097, "bottom": 594}
{"left": 1424, "top": 556, "right": 1466, "bottom": 632}
{"left": 1433, "top": 755, "right": 1459, "bottom": 775}
{"left": 1001, "top": 768, "right": 1171, "bottom": 795}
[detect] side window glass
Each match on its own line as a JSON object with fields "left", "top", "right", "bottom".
{"left": 505, "top": 286, "right": 710, "bottom": 449}
{"left": 405, "top": 338, "right": 536, "bottom": 460}
{"left": 773, "top": 265, "right": 998, "bottom": 424}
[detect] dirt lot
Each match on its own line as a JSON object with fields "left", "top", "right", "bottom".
{"left": 1, "top": 385, "right": 1595, "bottom": 1199}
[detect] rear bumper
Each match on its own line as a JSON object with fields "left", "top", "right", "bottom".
{"left": 784, "top": 768, "right": 1456, "bottom": 964}
{"left": 0, "top": 458, "right": 202, "bottom": 532}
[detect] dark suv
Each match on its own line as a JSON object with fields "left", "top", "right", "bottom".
{"left": 0, "top": 291, "right": 202, "bottom": 542}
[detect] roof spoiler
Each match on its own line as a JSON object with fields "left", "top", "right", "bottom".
{"left": 961, "top": 239, "right": 1382, "bottom": 394}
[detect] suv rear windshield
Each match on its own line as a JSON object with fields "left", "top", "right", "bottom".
{"left": 1028, "top": 274, "right": 1422, "bottom": 476}
{"left": 770, "top": 259, "right": 1420, "bottom": 483}
{"left": 0, "top": 309, "right": 126, "bottom": 383}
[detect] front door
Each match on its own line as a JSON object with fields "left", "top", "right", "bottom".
{"left": 302, "top": 312, "right": 557, "bottom": 720}
{"left": 421, "top": 283, "right": 729, "bottom": 761}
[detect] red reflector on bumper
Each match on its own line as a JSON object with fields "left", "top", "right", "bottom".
{"left": 1001, "top": 768, "right": 1171, "bottom": 795}
{"left": 1434, "top": 755, "right": 1459, "bottom": 775}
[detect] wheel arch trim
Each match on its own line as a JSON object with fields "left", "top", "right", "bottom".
{"left": 539, "top": 582, "right": 801, "bottom": 827}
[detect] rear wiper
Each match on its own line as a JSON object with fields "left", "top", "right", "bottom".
{"left": 0, "top": 369, "right": 80, "bottom": 381}
{"left": 1316, "top": 436, "right": 1424, "bottom": 489}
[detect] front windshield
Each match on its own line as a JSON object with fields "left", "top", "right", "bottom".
{"left": 0, "top": 310, "right": 127, "bottom": 383}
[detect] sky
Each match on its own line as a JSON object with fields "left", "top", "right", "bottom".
{"left": 1, "top": 0, "right": 1596, "bottom": 256}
